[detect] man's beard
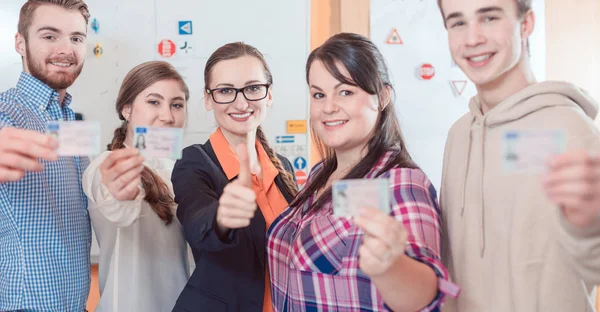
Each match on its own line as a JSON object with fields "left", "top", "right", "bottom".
{"left": 26, "top": 47, "right": 84, "bottom": 90}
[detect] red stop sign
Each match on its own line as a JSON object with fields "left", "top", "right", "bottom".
{"left": 419, "top": 64, "right": 435, "bottom": 80}
{"left": 158, "top": 40, "right": 176, "bottom": 58}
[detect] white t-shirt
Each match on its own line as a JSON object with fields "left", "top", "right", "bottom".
{"left": 83, "top": 151, "right": 190, "bottom": 312}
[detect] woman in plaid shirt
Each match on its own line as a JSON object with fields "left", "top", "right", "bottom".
{"left": 267, "top": 33, "right": 453, "bottom": 311}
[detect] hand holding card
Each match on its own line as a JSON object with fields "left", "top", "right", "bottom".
{"left": 99, "top": 148, "right": 145, "bottom": 201}
{"left": 0, "top": 127, "right": 58, "bottom": 182}
{"left": 544, "top": 150, "right": 600, "bottom": 228}
{"left": 354, "top": 207, "right": 408, "bottom": 278}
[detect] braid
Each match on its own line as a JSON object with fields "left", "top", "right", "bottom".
{"left": 107, "top": 121, "right": 127, "bottom": 151}
{"left": 107, "top": 121, "right": 174, "bottom": 225}
{"left": 256, "top": 127, "right": 298, "bottom": 197}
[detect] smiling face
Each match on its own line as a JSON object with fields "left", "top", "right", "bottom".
{"left": 308, "top": 60, "right": 381, "bottom": 154}
{"left": 204, "top": 55, "right": 273, "bottom": 138}
{"left": 16, "top": 4, "right": 87, "bottom": 90}
{"left": 121, "top": 79, "right": 187, "bottom": 143}
{"left": 442, "top": 0, "right": 534, "bottom": 88}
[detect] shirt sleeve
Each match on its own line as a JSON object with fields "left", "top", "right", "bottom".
{"left": 388, "top": 167, "right": 450, "bottom": 311}
{"left": 82, "top": 151, "right": 145, "bottom": 227}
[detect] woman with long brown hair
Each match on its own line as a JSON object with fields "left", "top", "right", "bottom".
{"left": 267, "top": 33, "right": 452, "bottom": 311}
{"left": 171, "top": 42, "right": 298, "bottom": 312}
{"left": 82, "top": 61, "right": 190, "bottom": 311}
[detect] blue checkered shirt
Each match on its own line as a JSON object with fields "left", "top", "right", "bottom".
{"left": 0, "top": 72, "right": 91, "bottom": 311}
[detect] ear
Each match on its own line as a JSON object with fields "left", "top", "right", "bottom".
{"left": 204, "top": 90, "right": 213, "bottom": 111}
{"left": 380, "top": 85, "right": 392, "bottom": 110}
{"left": 520, "top": 10, "right": 535, "bottom": 44}
{"left": 15, "top": 33, "right": 26, "bottom": 58}
{"left": 121, "top": 104, "right": 132, "bottom": 121}
{"left": 266, "top": 86, "right": 273, "bottom": 108}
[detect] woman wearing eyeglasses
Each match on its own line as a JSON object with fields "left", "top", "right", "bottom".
{"left": 171, "top": 42, "right": 298, "bottom": 312}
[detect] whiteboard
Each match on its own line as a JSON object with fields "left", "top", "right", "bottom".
{"left": 371, "top": 0, "right": 546, "bottom": 191}
{"left": 0, "top": 0, "right": 310, "bottom": 262}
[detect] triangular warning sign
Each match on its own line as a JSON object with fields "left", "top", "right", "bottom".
{"left": 451, "top": 80, "right": 467, "bottom": 96}
{"left": 386, "top": 28, "right": 403, "bottom": 45}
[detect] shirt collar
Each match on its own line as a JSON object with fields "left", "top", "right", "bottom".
{"left": 16, "top": 71, "right": 73, "bottom": 112}
{"left": 210, "top": 127, "right": 279, "bottom": 189}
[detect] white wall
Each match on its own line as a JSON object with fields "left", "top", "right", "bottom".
{"left": 370, "top": 0, "right": 546, "bottom": 191}
{"left": 0, "top": 0, "right": 310, "bottom": 262}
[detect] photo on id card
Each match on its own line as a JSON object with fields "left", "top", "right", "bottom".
{"left": 133, "top": 126, "right": 183, "bottom": 160}
{"left": 332, "top": 179, "right": 391, "bottom": 217}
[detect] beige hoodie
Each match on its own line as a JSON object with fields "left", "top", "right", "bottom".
{"left": 440, "top": 81, "right": 600, "bottom": 312}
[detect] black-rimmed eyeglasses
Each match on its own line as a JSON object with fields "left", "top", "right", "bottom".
{"left": 206, "top": 84, "right": 270, "bottom": 104}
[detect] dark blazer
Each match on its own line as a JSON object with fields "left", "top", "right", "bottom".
{"left": 171, "top": 141, "right": 296, "bottom": 312}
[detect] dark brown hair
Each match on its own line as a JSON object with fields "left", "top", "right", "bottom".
{"left": 109, "top": 61, "right": 190, "bottom": 225}
{"left": 204, "top": 42, "right": 298, "bottom": 198}
{"left": 292, "top": 32, "right": 417, "bottom": 213}
{"left": 18, "top": 0, "right": 90, "bottom": 40}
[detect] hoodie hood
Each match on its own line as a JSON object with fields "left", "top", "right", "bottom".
{"left": 469, "top": 81, "right": 598, "bottom": 125}
{"left": 459, "top": 81, "right": 599, "bottom": 257}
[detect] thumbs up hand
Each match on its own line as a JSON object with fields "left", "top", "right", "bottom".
{"left": 216, "top": 144, "right": 258, "bottom": 234}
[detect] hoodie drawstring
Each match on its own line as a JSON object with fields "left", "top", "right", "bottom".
{"left": 479, "top": 116, "right": 488, "bottom": 258}
{"left": 460, "top": 116, "right": 475, "bottom": 217}
{"left": 459, "top": 115, "right": 487, "bottom": 258}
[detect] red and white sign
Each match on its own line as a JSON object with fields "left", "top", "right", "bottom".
{"left": 295, "top": 170, "right": 307, "bottom": 186}
{"left": 419, "top": 64, "right": 435, "bottom": 80}
{"left": 386, "top": 28, "right": 403, "bottom": 45}
{"left": 451, "top": 80, "right": 467, "bottom": 96}
{"left": 158, "top": 39, "right": 176, "bottom": 58}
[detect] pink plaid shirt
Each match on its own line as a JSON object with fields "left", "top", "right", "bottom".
{"left": 267, "top": 152, "right": 449, "bottom": 311}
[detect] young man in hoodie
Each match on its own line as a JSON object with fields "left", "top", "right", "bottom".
{"left": 437, "top": 0, "right": 600, "bottom": 311}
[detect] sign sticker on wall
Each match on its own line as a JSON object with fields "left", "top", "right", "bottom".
{"left": 287, "top": 120, "right": 307, "bottom": 134}
{"left": 418, "top": 63, "right": 435, "bottom": 80}
{"left": 158, "top": 40, "right": 176, "bottom": 58}
{"left": 451, "top": 80, "right": 467, "bottom": 96}
{"left": 276, "top": 135, "right": 295, "bottom": 144}
{"left": 178, "top": 21, "right": 193, "bottom": 35}
{"left": 93, "top": 43, "right": 103, "bottom": 58}
{"left": 386, "top": 28, "right": 403, "bottom": 45}
{"left": 293, "top": 157, "right": 307, "bottom": 170}
{"left": 295, "top": 170, "right": 307, "bottom": 186}
{"left": 91, "top": 18, "right": 99, "bottom": 34}
{"left": 180, "top": 41, "right": 192, "bottom": 54}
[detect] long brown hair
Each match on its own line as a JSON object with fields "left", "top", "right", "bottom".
{"left": 291, "top": 33, "right": 417, "bottom": 213}
{"left": 109, "top": 61, "right": 190, "bottom": 225}
{"left": 204, "top": 42, "right": 298, "bottom": 198}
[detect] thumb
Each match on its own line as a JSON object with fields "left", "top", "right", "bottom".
{"left": 236, "top": 144, "right": 252, "bottom": 187}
